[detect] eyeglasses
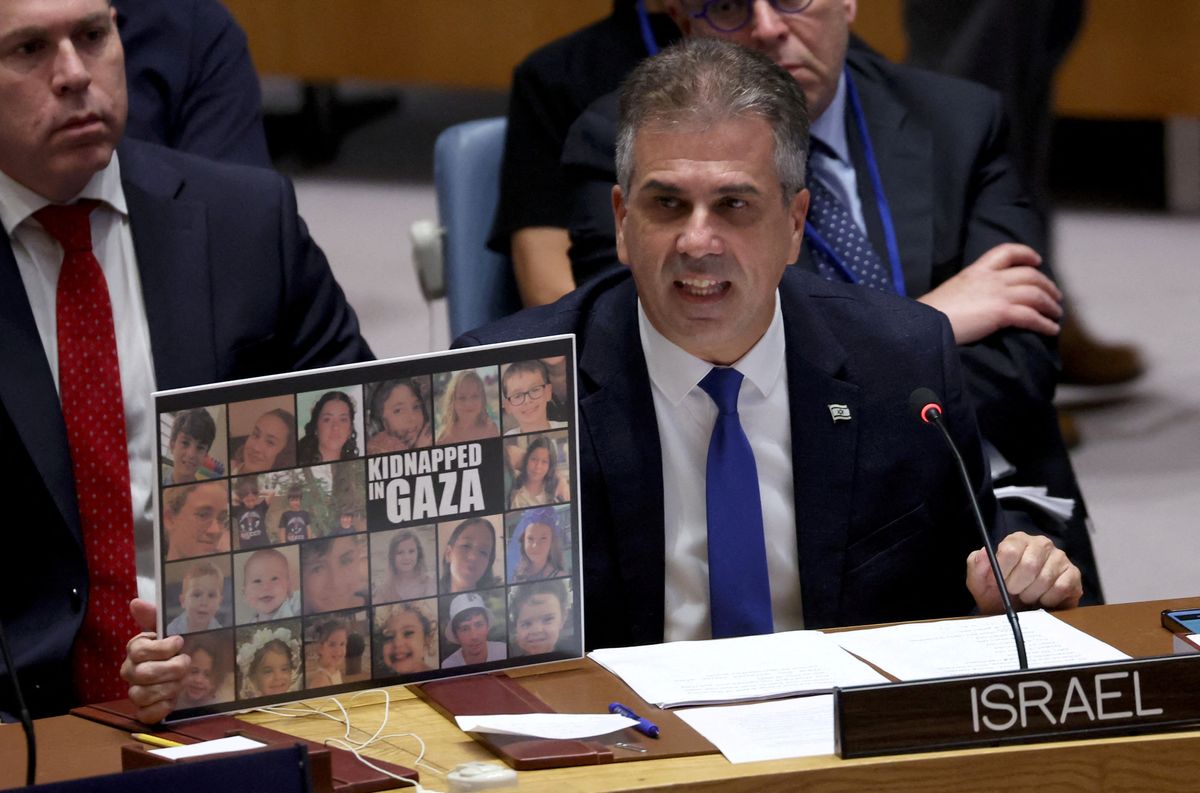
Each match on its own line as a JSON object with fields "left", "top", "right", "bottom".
{"left": 687, "top": 0, "right": 815, "bottom": 33}
{"left": 505, "top": 384, "right": 548, "bottom": 406}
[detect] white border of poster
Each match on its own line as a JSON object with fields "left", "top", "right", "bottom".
{"left": 152, "top": 337, "right": 581, "bottom": 719}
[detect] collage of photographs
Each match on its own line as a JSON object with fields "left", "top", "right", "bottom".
{"left": 154, "top": 344, "right": 581, "bottom": 716}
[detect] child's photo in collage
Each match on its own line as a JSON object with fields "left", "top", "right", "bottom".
{"left": 370, "top": 525, "right": 438, "bottom": 603}
{"left": 499, "top": 358, "right": 570, "bottom": 436}
{"left": 432, "top": 367, "right": 501, "bottom": 444}
{"left": 365, "top": 377, "right": 433, "bottom": 455}
{"left": 160, "top": 405, "right": 227, "bottom": 485}
{"left": 509, "top": 578, "right": 578, "bottom": 659}
{"left": 163, "top": 556, "right": 233, "bottom": 635}
{"left": 504, "top": 430, "right": 571, "bottom": 509}
{"left": 505, "top": 504, "right": 572, "bottom": 583}
{"left": 178, "top": 632, "right": 236, "bottom": 708}
{"left": 236, "top": 622, "right": 302, "bottom": 698}
{"left": 304, "top": 609, "right": 371, "bottom": 688}
{"left": 157, "top": 339, "right": 578, "bottom": 714}
{"left": 374, "top": 599, "right": 439, "bottom": 676}
{"left": 438, "top": 515, "right": 504, "bottom": 594}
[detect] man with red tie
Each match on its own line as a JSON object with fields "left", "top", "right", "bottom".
{"left": 0, "top": 0, "right": 370, "bottom": 719}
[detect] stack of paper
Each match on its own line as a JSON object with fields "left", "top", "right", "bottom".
{"left": 588, "top": 630, "right": 888, "bottom": 708}
{"left": 830, "top": 609, "right": 1130, "bottom": 680}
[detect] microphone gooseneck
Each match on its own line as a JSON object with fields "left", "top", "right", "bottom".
{"left": 0, "top": 617, "right": 36, "bottom": 785}
{"left": 909, "top": 388, "right": 1029, "bottom": 670}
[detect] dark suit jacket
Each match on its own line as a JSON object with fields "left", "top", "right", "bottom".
{"left": 117, "top": 0, "right": 271, "bottom": 167}
{"left": 0, "top": 139, "right": 372, "bottom": 718}
{"left": 561, "top": 44, "right": 1100, "bottom": 603}
{"left": 457, "top": 268, "right": 1002, "bottom": 650}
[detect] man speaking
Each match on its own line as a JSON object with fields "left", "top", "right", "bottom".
{"left": 458, "top": 39, "right": 1081, "bottom": 648}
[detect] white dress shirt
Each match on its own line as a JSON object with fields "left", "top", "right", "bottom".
{"left": 639, "top": 294, "right": 803, "bottom": 642}
{"left": 0, "top": 155, "right": 159, "bottom": 600}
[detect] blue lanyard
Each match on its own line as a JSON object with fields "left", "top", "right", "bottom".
{"left": 804, "top": 67, "right": 907, "bottom": 297}
{"left": 636, "top": 0, "right": 660, "bottom": 56}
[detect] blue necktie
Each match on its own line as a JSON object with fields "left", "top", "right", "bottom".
{"left": 698, "top": 367, "right": 773, "bottom": 639}
{"left": 806, "top": 174, "right": 893, "bottom": 292}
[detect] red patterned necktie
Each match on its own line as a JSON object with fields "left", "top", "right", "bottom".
{"left": 35, "top": 200, "right": 138, "bottom": 704}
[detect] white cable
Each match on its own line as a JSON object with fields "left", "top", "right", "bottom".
{"left": 255, "top": 691, "right": 445, "bottom": 792}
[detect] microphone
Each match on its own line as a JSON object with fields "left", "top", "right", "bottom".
{"left": 908, "top": 387, "right": 1028, "bottom": 670}
{"left": 0, "top": 617, "right": 36, "bottom": 785}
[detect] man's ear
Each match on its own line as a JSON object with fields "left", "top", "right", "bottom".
{"left": 613, "top": 184, "right": 632, "bottom": 267}
{"left": 787, "top": 187, "right": 810, "bottom": 263}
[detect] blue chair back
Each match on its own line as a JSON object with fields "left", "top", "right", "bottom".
{"left": 435, "top": 118, "right": 522, "bottom": 338}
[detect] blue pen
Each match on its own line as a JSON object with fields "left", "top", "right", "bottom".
{"left": 609, "top": 701, "right": 660, "bottom": 739}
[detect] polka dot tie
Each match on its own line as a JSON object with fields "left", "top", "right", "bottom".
{"left": 806, "top": 176, "right": 893, "bottom": 292}
{"left": 35, "top": 201, "right": 138, "bottom": 705}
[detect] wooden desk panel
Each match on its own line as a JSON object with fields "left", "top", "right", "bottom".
{"left": 0, "top": 715, "right": 126, "bottom": 788}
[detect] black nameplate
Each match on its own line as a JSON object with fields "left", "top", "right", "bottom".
{"left": 835, "top": 654, "right": 1200, "bottom": 758}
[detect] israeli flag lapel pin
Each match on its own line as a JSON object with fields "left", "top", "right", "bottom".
{"left": 828, "top": 404, "right": 852, "bottom": 423}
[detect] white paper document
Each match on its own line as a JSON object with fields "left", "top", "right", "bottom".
{"left": 832, "top": 609, "right": 1130, "bottom": 681}
{"left": 454, "top": 713, "right": 636, "bottom": 740}
{"left": 149, "top": 735, "right": 266, "bottom": 760}
{"left": 675, "top": 695, "right": 834, "bottom": 764}
{"left": 588, "top": 630, "right": 888, "bottom": 708}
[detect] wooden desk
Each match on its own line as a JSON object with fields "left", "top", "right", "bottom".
{"left": 4, "top": 599, "right": 1196, "bottom": 791}
{"left": 236, "top": 597, "right": 1200, "bottom": 793}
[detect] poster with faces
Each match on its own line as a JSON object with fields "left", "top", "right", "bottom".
{"left": 153, "top": 337, "right": 582, "bottom": 719}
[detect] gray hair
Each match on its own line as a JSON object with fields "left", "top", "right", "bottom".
{"left": 615, "top": 38, "right": 809, "bottom": 202}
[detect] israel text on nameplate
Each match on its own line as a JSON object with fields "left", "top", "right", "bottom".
{"left": 835, "top": 654, "right": 1200, "bottom": 758}
{"left": 151, "top": 336, "right": 582, "bottom": 718}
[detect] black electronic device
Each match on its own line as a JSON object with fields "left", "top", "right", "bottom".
{"left": 1162, "top": 608, "right": 1200, "bottom": 634}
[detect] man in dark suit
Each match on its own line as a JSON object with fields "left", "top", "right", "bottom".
{"left": 459, "top": 38, "right": 1081, "bottom": 650}
{"left": 561, "top": 0, "right": 1103, "bottom": 605}
{"left": 0, "top": 0, "right": 370, "bottom": 719}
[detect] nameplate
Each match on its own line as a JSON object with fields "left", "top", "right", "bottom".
{"left": 834, "top": 654, "right": 1200, "bottom": 758}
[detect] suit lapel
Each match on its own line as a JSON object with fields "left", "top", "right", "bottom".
{"left": 0, "top": 233, "right": 82, "bottom": 542}
{"left": 780, "top": 274, "right": 861, "bottom": 628}
{"left": 577, "top": 280, "right": 666, "bottom": 644}
{"left": 118, "top": 142, "right": 218, "bottom": 391}
{"left": 847, "top": 54, "right": 935, "bottom": 296}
